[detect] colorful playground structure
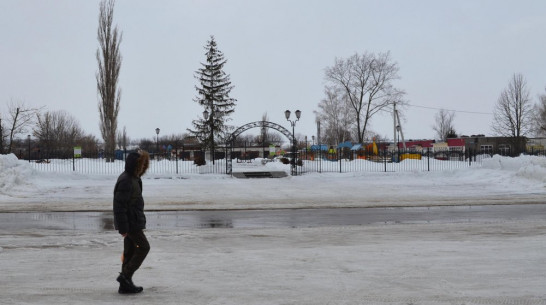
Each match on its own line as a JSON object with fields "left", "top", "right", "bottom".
{"left": 299, "top": 138, "right": 467, "bottom": 163}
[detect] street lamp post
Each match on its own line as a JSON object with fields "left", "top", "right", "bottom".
{"left": 262, "top": 125, "right": 266, "bottom": 159}
{"left": 285, "top": 109, "right": 301, "bottom": 176}
{"left": 305, "top": 135, "right": 308, "bottom": 161}
{"left": 311, "top": 135, "right": 315, "bottom": 162}
{"left": 203, "top": 110, "right": 214, "bottom": 165}
{"left": 27, "top": 135, "right": 31, "bottom": 162}
{"left": 155, "top": 128, "right": 160, "bottom": 159}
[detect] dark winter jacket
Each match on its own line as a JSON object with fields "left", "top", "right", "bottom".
{"left": 113, "top": 151, "right": 150, "bottom": 234}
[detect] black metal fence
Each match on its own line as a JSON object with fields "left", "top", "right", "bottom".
{"left": 297, "top": 148, "right": 484, "bottom": 174}
{"left": 28, "top": 151, "right": 228, "bottom": 175}
{"left": 23, "top": 146, "right": 546, "bottom": 176}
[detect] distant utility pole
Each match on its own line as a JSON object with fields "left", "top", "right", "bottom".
{"left": 393, "top": 102, "right": 405, "bottom": 149}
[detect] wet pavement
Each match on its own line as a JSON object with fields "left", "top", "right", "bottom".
{"left": 0, "top": 204, "right": 544, "bottom": 232}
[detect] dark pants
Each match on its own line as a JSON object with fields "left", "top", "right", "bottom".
{"left": 122, "top": 230, "right": 150, "bottom": 279}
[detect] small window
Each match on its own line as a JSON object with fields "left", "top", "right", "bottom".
{"left": 480, "top": 145, "right": 493, "bottom": 154}
{"left": 499, "top": 144, "right": 511, "bottom": 156}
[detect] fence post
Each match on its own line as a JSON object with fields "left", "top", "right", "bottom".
{"left": 73, "top": 154, "right": 75, "bottom": 172}
{"left": 427, "top": 149, "right": 430, "bottom": 172}
{"left": 319, "top": 147, "right": 322, "bottom": 174}
{"left": 339, "top": 148, "right": 342, "bottom": 173}
{"left": 384, "top": 146, "right": 387, "bottom": 172}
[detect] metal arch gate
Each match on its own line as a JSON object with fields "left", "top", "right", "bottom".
{"left": 225, "top": 121, "right": 294, "bottom": 175}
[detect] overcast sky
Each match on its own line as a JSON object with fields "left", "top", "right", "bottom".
{"left": 1, "top": 0, "right": 546, "bottom": 144}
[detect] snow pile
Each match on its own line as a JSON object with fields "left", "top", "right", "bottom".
{"left": 0, "top": 154, "right": 35, "bottom": 193}
{"left": 482, "top": 154, "right": 546, "bottom": 182}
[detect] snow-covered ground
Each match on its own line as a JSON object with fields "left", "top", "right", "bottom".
{"left": 2, "top": 153, "right": 546, "bottom": 212}
{"left": 0, "top": 153, "right": 545, "bottom": 304}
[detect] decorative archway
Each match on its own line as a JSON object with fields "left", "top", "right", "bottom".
{"left": 225, "top": 121, "right": 293, "bottom": 174}
{"left": 227, "top": 121, "right": 293, "bottom": 143}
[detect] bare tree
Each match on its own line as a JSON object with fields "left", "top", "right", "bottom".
{"left": 314, "top": 86, "right": 353, "bottom": 145}
{"left": 0, "top": 114, "right": 4, "bottom": 154}
{"left": 34, "top": 111, "right": 54, "bottom": 156}
{"left": 266, "top": 132, "right": 284, "bottom": 146}
{"left": 4, "top": 100, "right": 42, "bottom": 154}
{"left": 232, "top": 134, "right": 255, "bottom": 147}
{"left": 135, "top": 133, "right": 189, "bottom": 154}
{"left": 432, "top": 109, "right": 456, "bottom": 141}
{"left": 260, "top": 112, "right": 269, "bottom": 141}
{"left": 492, "top": 74, "right": 533, "bottom": 154}
{"left": 96, "top": 0, "right": 122, "bottom": 161}
{"left": 78, "top": 134, "right": 100, "bottom": 158}
{"left": 324, "top": 51, "right": 405, "bottom": 143}
{"left": 162, "top": 133, "right": 188, "bottom": 146}
{"left": 116, "top": 126, "right": 128, "bottom": 151}
{"left": 533, "top": 86, "right": 546, "bottom": 136}
{"left": 34, "top": 110, "right": 84, "bottom": 158}
{"left": 492, "top": 74, "right": 533, "bottom": 137}
{"left": 255, "top": 112, "right": 276, "bottom": 146}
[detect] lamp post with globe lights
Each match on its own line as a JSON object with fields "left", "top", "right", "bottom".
{"left": 285, "top": 109, "right": 301, "bottom": 176}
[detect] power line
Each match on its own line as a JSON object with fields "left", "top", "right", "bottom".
{"left": 377, "top": 103, "right": 492, "bottom": 115}
{"left": 408, "top": 104, "right": 492, "bottom": 115}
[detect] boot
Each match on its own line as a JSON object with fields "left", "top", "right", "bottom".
{"left": 116, "top": 273, "right": 143, "bottom": 294}
{"left": 128, "top": 276, "right": 143, "bottom": 291}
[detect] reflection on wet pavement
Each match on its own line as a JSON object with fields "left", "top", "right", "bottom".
{"left": 0, "top": 204, "right": 545, "bottom": 232}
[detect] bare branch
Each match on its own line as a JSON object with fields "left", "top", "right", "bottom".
{"left": 5, "top": 100, "right": 43, "bottom": 153}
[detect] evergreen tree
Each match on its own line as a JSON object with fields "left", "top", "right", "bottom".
{"left": 188, "top": 36, "right": 236, "bottom": 162}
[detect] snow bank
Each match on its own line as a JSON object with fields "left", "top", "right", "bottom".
{"left": 482, "top": 154, "right": 546, "bottom": 182}
{"left": 0, "top": 154, "right": 36, "bottom": 193}
{"left": 2, "top": 153, "right": 546, "bottom": 211}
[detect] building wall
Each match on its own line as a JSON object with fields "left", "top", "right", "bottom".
{"left": 463, "top": 136, "right": 527, "bottom": 156}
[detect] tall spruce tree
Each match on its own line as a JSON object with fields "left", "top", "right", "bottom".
{"left": 188, "top": 36, "right": 236, "bottom": 164}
